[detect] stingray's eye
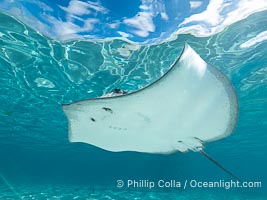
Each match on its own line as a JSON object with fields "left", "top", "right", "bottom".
{"left": 113, "top": 88, "right": 120, "bottom": 93}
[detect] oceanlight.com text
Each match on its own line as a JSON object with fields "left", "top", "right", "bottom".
{"left": 116, "top": 179, "right": 262, "bottom": 190}
{"left": 189, "top": 180, "right": 262, "bottom": 189}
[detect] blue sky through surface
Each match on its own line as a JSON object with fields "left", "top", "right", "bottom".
{"left": 0, "top": 1, "right": 267, "bottom": 198}
{"left": 0, "top": 0, "right": 267, "bottom": 43}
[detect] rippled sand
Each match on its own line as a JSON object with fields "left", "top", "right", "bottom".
{"left": 0, "top": 184, "right": 266, "bottom": 200}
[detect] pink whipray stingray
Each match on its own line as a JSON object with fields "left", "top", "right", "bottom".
{"left": 63, "top": 44, "right": 239, "bottom": 179}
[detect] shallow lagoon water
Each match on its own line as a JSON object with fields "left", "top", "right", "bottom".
{"left": 0, "top": 6, "right": 267, "bottom": 200}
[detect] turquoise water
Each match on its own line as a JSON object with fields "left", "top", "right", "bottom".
{"left": 0, "top": 10, "right": 267, "bottom": 199}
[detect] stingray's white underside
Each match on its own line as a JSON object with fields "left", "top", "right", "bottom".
{"left": 63, "top": 44, "right": 238, "bottom": 154}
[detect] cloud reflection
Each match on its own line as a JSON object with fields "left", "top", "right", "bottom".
{"left": 0, "top": 0, "right": 266, "bottom": 43}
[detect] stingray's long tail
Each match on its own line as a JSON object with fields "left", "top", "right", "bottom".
{"left": 199, "top": 150, "right": 240, "bottom": 181}
{"left": 0, "top": 173, "right": 22, "bottom": 199}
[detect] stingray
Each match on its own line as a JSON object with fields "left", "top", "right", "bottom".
{"left": 63, "top": 44, "right": 238, "bottom": 179}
